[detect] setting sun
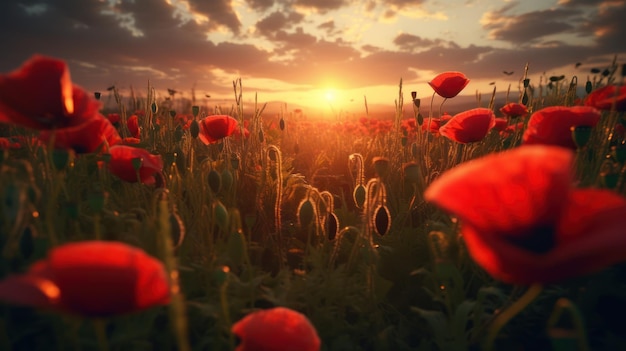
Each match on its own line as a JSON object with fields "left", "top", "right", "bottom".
{"left": 324, "top": 89, "right": 336, "bottom": 102}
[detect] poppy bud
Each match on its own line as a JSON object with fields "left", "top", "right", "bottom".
{"left": 298, "top": 198, "right": 315, "bottom": 228}
{"left": 208, "top": 169, "right": 222, "bottom": 194}
{"left": 151, "top": 102, "right": 158, "bottom": 114}
{"left": 585, "top": 80, "right": 593, "bottom": 94}
{"left": 403, "top": 162, "right": 421, "bottom": 184}
{"left": 94, "top": 92, "right": 101, "bottom": 100}
{"left": 192, "top": 105, "right": 200, "bottom": 118}
{"left": 417, "top": 113, "right": 424, "bottom": 126}
{"left": 371, "top": 205, "right": 391, "bottom": 236}
{"left": 51, "top": 149, "right": 73, "bottom": 170}
{"left": 213, "top": 200, "right": 229, "bottom": 230}
{"left": 131, "top": 157, "right": 143, "bottom": 173}
{"left": 221, "top": 168, "right": 234, "bottom": 193}
{"left": 190, "top": 120, "right": 200, "bottom": 138}
{"left": 372, "top": 156, "right": 390, "bottom": 179}
{"left": 353, "top": 184, "right": 366, "bottom": 209}
{"left": 279, "top": 117, "right": 285, "bottom": 131}
{"left": 169, "top": 110, "right": 176, "bottom": 118}
{"left": 230, "top": 155, "right": 240, "bottom": 170}
{"left": 570, "top": 125, "right": 593, "bottom": 149}
{"left": 324, "top": 212, "right": 339, "bottom": 241}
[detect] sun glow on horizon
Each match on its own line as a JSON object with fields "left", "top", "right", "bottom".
{"left": 324, "top": 88, "right": 337, "bottom": 102}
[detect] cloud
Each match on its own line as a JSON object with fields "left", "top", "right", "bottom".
{"left": 255, "top": 10, "right": 304, "bottom": 38}
{"left": 393, "top": 33, "right": 451, "bottom": 52}
{"left": 185, "top": 0, "right": 242, "bottom": 33}
{"left": 481, "top": 4, "right": 580, "bottom": 45}
{"left": 293, "top": 0, "right": 352, "bottom": 13}
{"left": 578, "top": 0, "right": 626, "bottom": 52}
{"left": 0, "top": 0, "right": 623, "bottom": 107}
{"left": 245, "top": 0, "right": 275, "bottom": 12}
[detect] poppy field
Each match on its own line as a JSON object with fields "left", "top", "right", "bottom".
{"left": 0, "top": 54, "right": 626, "bottom": 351}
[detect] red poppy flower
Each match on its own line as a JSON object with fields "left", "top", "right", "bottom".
{"left": 428, "top": 71, "right": 470, "bottom": 99}
{"left": 523, "top": 106, "right": 601, "bottom": 149}
{"left": 0, "top": 137, "right": 21, "bottom": 150}
{"left": 127, "top": 114, "right": 140, "bottom": 138}
{"left": 493, "top": 118, "right": 508, "bottom": 132}
{"left": 108, "top": 145, "right": 163, "bottom": 184}
{"left": 585, "top": 85, "right": 626, "bottom": 112}
{"left": 0, "top": 55, "right": 100, "bottom": 130}
{"left": 233, "top": 126, "right": 250, "bottom": 140}
{"left": 0, "top": 241, "right": 170, "bottom": 317}
{"left": 107, "top": 113, "right": 121, "bottom": 125}
{"left": 500, "top": 103, "right": 528, "bottom": 117}
{"left": 39, "top": 115, "right": 121, "bottom": 153}
{"left": 422, "top": 118, "right": 443, "bottom": 134}
{"left": 198, "top": 115, "right": 239, "bottom": 145}
{"left": 232, "top": 307, "right": 321, "bottom": 351}
{"left": 425, "top": 145, "right": 626, "bottom": 284}
{"left": 439, "top": 108, "right": 496, "bottom": 143}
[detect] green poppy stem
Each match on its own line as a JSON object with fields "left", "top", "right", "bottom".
{"left": 93, "top": 319, "right": 110, "bottom": 351}
{"left": 484, "top": 283, "right": 543, "bottom": 351}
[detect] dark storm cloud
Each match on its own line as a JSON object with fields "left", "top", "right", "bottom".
{"left": 482, "top": 5, "right": 579, "bottom": 44}
{"left": 577, "top": 1, "right": 626, "bottom": 52}
{"left": 0, "top": 0, "right": 270, "bottom": 96}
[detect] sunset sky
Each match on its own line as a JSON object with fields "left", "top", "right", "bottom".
{"left": 1, "top": 0, "right": 624, "bottom": 114}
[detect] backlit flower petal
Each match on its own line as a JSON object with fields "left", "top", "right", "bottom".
{"left": 439, "top": 108, "right": 496, "bottom": 143}
{"left": 232, "top": 307, "right": 321, "bottom": 351}
{"left": 428, "top": 71, "right": 470, "bottom": 98}
{"left": 108, "top": 145, "right": 163, "bottom": 184}
{"left": 523, "top": 106, "right": 601, "bottom": 149}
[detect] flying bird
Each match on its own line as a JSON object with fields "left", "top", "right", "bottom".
{"left": 106, "top": 85, "right": 115, "bottom": 91}
{"left": 575, "top": 62, "right": 582, "bottom": 68}
{"left": 167, "top": 88, "right": 178, "bottom": 96}
{"left": 489, "top": 82, "right": 496, "bottom": 85}
{"left": 503, "top": 71, "right": 514, "bottom": 76}
{"left": 205, "top": 94, "right": 211, "bottom": 98}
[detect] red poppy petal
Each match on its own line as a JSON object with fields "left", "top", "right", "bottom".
{"left": 0, "top": 274, "right": 61, "bottom": 309}
{"left": 425, "top": 145, "right": 574, "bottom": 236}
{"left": 198, "top": 115, "right": 239, "bottom": 145}
{"left": 439, "top": 108, "right": 496, "bottom": 143}
{"left": 44, "top": 241, "right": 170, "bottom": 317}
{"left": 108, "top": 145, "right": 163, "bottom": 184}
{"left": 0, "top": 55, "right": 74, "bottom": 129}
{"left": 523, "top": 106, "right": 601, "bottom": 149}
{"left": 428, "top": 71, "right": 470, "bottom": 98}
{"left": 460, "top": 189, "right": 626, "bottom": 284}
{"left": 232, "top": 307, "right": 321, "bottom": 351}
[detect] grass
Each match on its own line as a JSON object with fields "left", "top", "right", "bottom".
{"left": 1, "top": 64, "right": 626, "bottom": 351}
